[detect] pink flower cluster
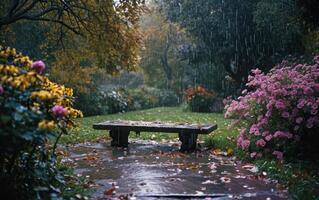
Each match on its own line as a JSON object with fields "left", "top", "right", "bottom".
{"left": 52, "top": 105, "right": 68, "bottom": 117}
{"left": 225, "top": 56, "right": 319, "bottom": 160}
{"left": 31, "top": 60, "right": 46, "bottom": 73}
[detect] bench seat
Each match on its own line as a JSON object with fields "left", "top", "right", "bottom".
{"left": 92, "top": 120, "right": 217, "bottom": 152}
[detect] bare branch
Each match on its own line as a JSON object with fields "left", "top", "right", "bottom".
{"left": 8, "top": 0, "right": 20, "bottom": 17}
{"left": 0, "top": 0, "right": 85, "bottom": 35}
{"left": 14, "top": 0, "right": 40, "bottom": 19}
{"left": 21, "top": 16, "right": 81, "bottom": 35}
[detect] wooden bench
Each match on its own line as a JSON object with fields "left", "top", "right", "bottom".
{"left": 92, "top": 120, "right": 217, "bottom": 152}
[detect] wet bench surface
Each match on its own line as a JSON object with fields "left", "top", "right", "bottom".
{"left": 92, "top": 120, "right": 217, "bottom": 152}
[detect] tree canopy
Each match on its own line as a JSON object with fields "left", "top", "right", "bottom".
{"left": 1, "top": 0, "right": 145, "bottom": 73}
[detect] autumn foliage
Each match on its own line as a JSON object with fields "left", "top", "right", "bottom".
{"left": 185, "top": 86, "right": 216, "bottom": 112}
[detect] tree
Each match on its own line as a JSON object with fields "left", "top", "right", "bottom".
{"left": 1, "top": 0, "right": 145, "bottom": 73}
{"left": 0, "top": 0, "right": 92, "bottom": 34}
{"left": 139, "top": 4, "right": 193, "bottom": 93}
{"left": 0, "top": 0, "right": 144, "bottom": 34}
{"left": 161, "top": 0, "right": 305, "bottom": 87}
{"left": 140, "top": 1, "right": 231, "bottom": 95}
{"left": 297, "top": 0, "right": 319, "bottom": 29}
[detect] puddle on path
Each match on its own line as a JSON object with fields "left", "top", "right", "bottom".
{"left": 61, "top": 140, "right": 288, "bottom": 200}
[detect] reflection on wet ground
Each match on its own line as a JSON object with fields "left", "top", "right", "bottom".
{"left": 61, "top": 139, "right": 288, "bottom": 200}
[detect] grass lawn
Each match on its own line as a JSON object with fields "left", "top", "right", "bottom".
{"left": 60, "top": 107, "right": 238, "bottom": 150}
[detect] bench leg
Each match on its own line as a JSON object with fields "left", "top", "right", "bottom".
{"left": 109, "top": 129, "right": 130, "bottom": 147}
{"left": 178, "top": 132, "right": 198, "bottom": 152}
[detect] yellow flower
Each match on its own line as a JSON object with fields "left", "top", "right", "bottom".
{"left": 66, "top": 107, "right": 83, "bottom": 118}
{"left": 31, "top": 90, "right": 54, "bottom": 101}
{"left": 0, "top": 47, "right": 17, "bottom": 58}
{"left": 38, "top": 120, "right": 55, "bottom": 130}
{"left": 65, "top": 88, "right": 73, "bottom": 96}
{"left": 0, "top": 65, "right": 19, "bottom": 75}
{"left": 10, "top": 75, "right": 32, "bottom": 90}
{"left": 66, "top": 121, "right": 77, "bottom": 129}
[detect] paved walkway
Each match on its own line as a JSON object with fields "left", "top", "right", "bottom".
{"left": 62, "top": 139, "right": 288, "bottom": 200}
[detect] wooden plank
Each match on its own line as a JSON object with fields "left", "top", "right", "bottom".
{"left": 92, "top": 120, "right": 217, "bottom": 135}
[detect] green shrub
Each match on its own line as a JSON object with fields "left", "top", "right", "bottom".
{"left": 128, "top": 87, "right": 157, "bottom": 110}
{"left": 156, "top": 89, "right": 180, "bottom": 107}
{"left": 101, "top": 89, "right": 130, "bottom": 114}
{"left": 0, "top": 47, "right": 82, "bottom": 199}
{"left": 74, "top": 90, "right": 104, "bottom": 116}
{"left": 96, "top": 87, "right": 179, "bottom": 114}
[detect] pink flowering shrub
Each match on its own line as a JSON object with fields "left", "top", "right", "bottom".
{"left": 225, "top": 55, "right": 319, "bottom": 160}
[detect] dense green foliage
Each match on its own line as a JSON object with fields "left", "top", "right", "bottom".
{"left": 256, "top": 159, "right": 319, "bottom": 199}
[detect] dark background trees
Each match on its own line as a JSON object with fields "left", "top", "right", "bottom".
{"left": 158, "top": 0, "right": 318, "bottom": 92}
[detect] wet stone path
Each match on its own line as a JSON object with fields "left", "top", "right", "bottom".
{"left": 61, "top": 139, "right": 288, "bottom": 200}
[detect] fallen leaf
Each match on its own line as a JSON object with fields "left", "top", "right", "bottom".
{"left": 118, "top": 194, "right": 129, "bottom": 200}
{"left": 227, "top": 148, "right": 234, "bottom": 156}
{"left": 234, "top": 175, "right": 246, "bottom": 179}
{"left": 211, "top": 149, "right": 223, "bottom": 155}
{"left": 82, "top": 180, "right": 99, "bottom": 188}
{"left": 211, "top": 149, "right": 231, "bottom": 156}
{"left": 242, "top": 164, "right": 258, "bottom": 173}
{"left": 220, "top": 160, "right": 236, "bottom": 166}
{"left": 82, "top": 155, "right": 98, "bottom": 161}
{"left": 221, "top": 171, "right": 231, "bottom": 175}
{"left": 209, "top": 162, "right": 217, "bottom": 169}
{"left": 202, "top": 180, "right": 217, "bottom": 184}
{"left": 56, "top": 150, "right": 67, "bottom": 156}
{"left": 104, "top": 183, "right": 116, "bottom": 195}
{"left": 220, "top": 177, "right": 231, "bottom": 183}
{"left": 104, "top": 187, "right": 115, "bottom": 195}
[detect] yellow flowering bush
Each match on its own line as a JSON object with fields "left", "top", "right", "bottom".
{"left": 0, "top": 46, "right": 82, "bottom": 199}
